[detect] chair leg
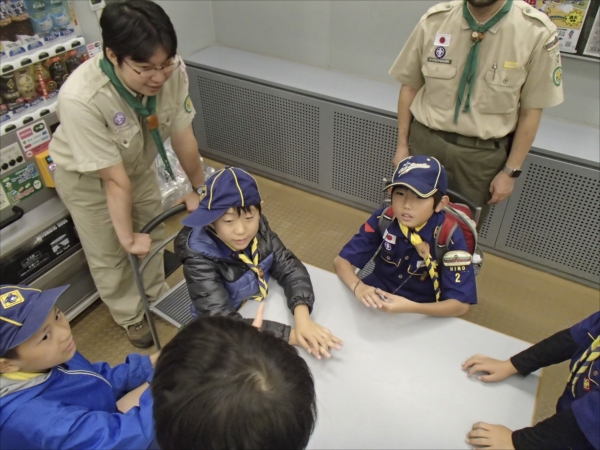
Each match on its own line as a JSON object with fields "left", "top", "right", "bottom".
{"left": 128, "top": 254, "right": 162, "bottom": 350}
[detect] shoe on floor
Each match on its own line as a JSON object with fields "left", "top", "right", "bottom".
{"left": 126, "top": 319, "right": 153, "bottom": 348}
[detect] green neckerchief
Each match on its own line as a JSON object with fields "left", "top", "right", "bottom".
{"left": 454, "top": 0, "right": 513, "bottom": 123}
{"left": 99, "top": 57, "right": 175, "bottom": 179}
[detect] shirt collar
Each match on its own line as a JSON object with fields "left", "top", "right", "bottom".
{"left": 461, "top": 0, "right": 508, "bottom": 34}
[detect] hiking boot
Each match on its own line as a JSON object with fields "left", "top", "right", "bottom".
{"left": 126, "top": 319, "right": 153, "bottom": 348}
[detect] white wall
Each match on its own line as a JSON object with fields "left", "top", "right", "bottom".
{"left": 72, "top": 0, "right": 215, "bottom": 58}
{"left": 211, "top": 0, "right": 599, "bottom": 128}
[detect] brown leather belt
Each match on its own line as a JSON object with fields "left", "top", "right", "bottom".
{"left": 427, "top": 125, "right": 509, "bottom": 150}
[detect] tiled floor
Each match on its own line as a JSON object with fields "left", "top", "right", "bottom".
{"left": 71, "top": 158, "right": 599, "bottom": 425}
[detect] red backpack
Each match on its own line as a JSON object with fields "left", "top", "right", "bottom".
{"left": 377, "top": 203, "right": 483, "bottom": 274}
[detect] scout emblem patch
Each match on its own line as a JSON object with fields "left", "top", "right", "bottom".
{"left": 383, "top": 241, "right": 392, "bottom": 251}
{"left": 443, "top": 250, "right": 472, "bottom": 267}
{"left": 435, "top": 47, "right": 446, "bottom": 59}
{"left": 184, "top": 95, "right": 193, "bottom": 113}
{"left": 553, "top": 67, "right": 562, "bottom": 86}
{"left": 0, "top": 290, "right": 25, "bottom": 309}
{"left": 113, "top": 112, "right": 126, "bottom": 126}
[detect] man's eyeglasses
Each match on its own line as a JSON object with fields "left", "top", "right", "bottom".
{"left": 123, "top": 58, "right": 181, "bottom": 79}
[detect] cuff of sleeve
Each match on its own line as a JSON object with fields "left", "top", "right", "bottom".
{"left": 290, "top": 299, "right": 313, "bottom": 315}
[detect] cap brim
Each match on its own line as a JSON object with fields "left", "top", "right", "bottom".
{"left": 386, "top": 181, "right": 437, "bottom": 198}
{"left": 11, "top": 285, "right": 69, "bottom": 351}
{"left": 182, "top": 207, "right": 229, "bottom": 228}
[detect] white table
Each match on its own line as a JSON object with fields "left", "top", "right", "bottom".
{"left": 239, "top": 265, "right": 539, "bottom": 449}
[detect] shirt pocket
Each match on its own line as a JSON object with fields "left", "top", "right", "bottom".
{"left": 477, "top": 68, "right": 527, "bottom": 115}
{"left": 108, "top": 124, "right": 142, "bottom": 168}
{"left": 422, "top": 64, "right": 458, "bottom": 109}
{"left": 158, "top": 107, "right": 177, "bottom": 141}
{"left": 379, "top": 247, "right": 402, "bottom": 267}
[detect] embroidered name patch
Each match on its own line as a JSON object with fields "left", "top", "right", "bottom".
{"left": 427, "top": 57, "right": 452, "bottom": 64}
{"left": 504, "top": 61, "right": 517, "bottom": 69}
{"left": 443, "top": 250, "right": 472, "bottom": 267}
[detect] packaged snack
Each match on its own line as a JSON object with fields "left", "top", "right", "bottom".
{"left": 0, "top": 73, "right": 25, "bottom": 111}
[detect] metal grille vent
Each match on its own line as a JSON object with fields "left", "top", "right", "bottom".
{"left": 197, "top": 77, "right": 320, "bottom": 183}
{"left": 332, "top": 112, "right": 397, "bottom": 205}
{"left": 505, "top": 164, "right": 599, "bottom": 277}
{"left": 477, "top": 205, "right": 497, "bottom": 240}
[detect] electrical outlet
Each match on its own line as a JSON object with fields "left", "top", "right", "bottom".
{"left": 0, "top": 142, "right": 26, "bottom": 175}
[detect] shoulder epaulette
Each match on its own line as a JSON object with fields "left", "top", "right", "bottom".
{"left": 419, "top": 1, "right": 457, "bottom": 23}
{"left": 514, "top": 1, "right": 557, "bottom": 34}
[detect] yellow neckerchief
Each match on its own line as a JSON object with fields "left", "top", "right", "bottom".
{"left": 1, "top": 371, "right": 44, "bottom": 381}
{"left": 567, "top": 335, "right": 600, "bottom": 396}
{"left": 207, "top": 228, "right": 268, "bottom": 301}
{"left": 398, "top": 221, "right": 440, "bottom": 302}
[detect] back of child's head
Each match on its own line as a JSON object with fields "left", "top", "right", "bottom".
{"left": 182, "top": 167, "right": 263, "bottom": 229}
{"left": 152, "top": 316, "right": 317, "bottom": 450}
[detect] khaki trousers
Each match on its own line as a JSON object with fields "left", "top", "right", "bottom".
{"left": 409, "top": 120, "right": 508, "bottom": 223}
{"left": 54, "top": 165, "right": 169, "bottom": 327}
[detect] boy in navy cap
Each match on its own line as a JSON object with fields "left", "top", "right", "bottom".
{"left": 334, "top": 155, "right": 477, "bottom": 317}
{"left": 175, "top": 167, "right": 343, "bottom": 359}
{"left": 0, "top": 285, "right": 157, "bottom": 449}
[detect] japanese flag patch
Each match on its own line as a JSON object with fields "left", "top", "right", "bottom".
{"left": 434, "top": 34, "right": 451, "bottom": 47}
{"left": 382, "top": 230, "right": 397, "bottom": 244}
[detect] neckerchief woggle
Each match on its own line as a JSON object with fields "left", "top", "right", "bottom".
{"left": 454, "top": 0, "right": 513, "bottom": 123}
{"left": 99, "top": 57, "right": 175, "bottom": 180}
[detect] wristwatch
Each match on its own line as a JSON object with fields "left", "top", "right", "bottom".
{"left": 502, "top": 165, "right": 522, "bottom": 178}
{"left": 192, "top": 184, "right": 206, "bottom": 196}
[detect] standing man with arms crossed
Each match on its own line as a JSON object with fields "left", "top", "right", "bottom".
{"left": 390, "top": 0, "right": 564, "bottom": 221}
{"left": 50, "top": 0, "right": 205, "bottom": 347}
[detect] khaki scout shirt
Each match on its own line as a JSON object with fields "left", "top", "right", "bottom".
{"left": 50, "top": 54, "right": 196, "bottom": 177}
{"left": 389, "top": 0, "right": 564, "bottom": 140}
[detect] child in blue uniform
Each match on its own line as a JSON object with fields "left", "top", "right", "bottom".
{"left": 0, "top": 285, "right": 156, "bottom": 449}
{"left": 334, "top": 155, "right": 477, "bottom": 317}
{"left": 176, "top": 167, "right": 343, "bottom": 359}
{"left": 463, "top": 311, "right": 599, "bottom": 450}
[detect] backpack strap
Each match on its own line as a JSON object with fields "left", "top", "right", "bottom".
{"left": 434, "top": 219, "right": 458, "bottom": 268}
{"left": 378, "top": 206, "right": 395, "bottom": 235}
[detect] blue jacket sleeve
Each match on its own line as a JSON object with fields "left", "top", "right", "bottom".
{"left": 2, "top": 388, "right": 155, "bottom": 450}
{"left": 438, "top": 228, "right": 477, "bottom": 304}
{"left": 92, "top": 354, "right": 154, "bottom": 399}
{"left": 339, "top": 208, "right": 386, "bottom": 269}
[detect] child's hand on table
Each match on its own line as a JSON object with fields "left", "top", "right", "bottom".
{"left": 462, "top": 355, "right": 518, "bottom": 382}
{"left": 376, "top": 289, "right": 414, "bottom": 314}
{"left": 354, "top": 281, "right": 385, "bottom": 308}
{"left": 466, "top": 423, "right": 514, "bottom": 449}
{"left": 293, "top": 305, "right": 343, "bottom": 359}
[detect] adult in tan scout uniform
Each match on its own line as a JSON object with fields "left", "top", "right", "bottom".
{"left": 390, "top": 0, "right": 564, "bottom": 221}
{"left": 50, "top": 0, "right": 205, "bottom": 347}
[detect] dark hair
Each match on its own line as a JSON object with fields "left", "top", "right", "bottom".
{"left": 231, "top": 203, "right": 262, "bottom": 217}
{"left": 152, "top": 316, "right": 317, "bottom": 450}
{"left": 391, "top": 186, "right": 445, "bottom": 209}
{"left": 100, "top": 0, "right": 177, "bottom": 64}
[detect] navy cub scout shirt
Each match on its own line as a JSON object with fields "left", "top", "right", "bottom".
{"left": 339, "top": 207, "right": 477, "bottom": 304}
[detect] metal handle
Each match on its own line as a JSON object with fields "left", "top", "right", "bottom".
{"left": 0, "top": 206, "right": 24, "bottom": 230}
{"left": 140, "top": 203, "right": 186, "bottom": 234}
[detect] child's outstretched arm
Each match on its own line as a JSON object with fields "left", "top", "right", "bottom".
{"left": 333, "top": 255, "right": 385, "bottom": 309}
{"left": 462, "top": 355, "right": 518, "bottom": 382}
{"left": 377, "top": 290, "right": 469, "bottom": 317}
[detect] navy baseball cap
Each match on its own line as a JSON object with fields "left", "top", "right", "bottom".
{"left": 182, "top": 167, "right": 262, "bottom": 228}
{"left": 0, "top": 285, "right": 68, "bottom": 356}
{"left": 387, "top": 155, "right": 447, "bottom": 198}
